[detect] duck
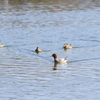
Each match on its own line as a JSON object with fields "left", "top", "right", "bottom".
{"left": 35, "top": 47, "right": 42, "bottom": 52}
{"left": 52, "top": 53, "right": 67, "bottom": 64}
{"left": 0, "top": 44, "right": 4, "bottom": 47}
{"left": 63, "top": 43, "right": 72, "bottom": 49}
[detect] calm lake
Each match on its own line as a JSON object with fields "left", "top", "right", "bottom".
{"left": 0, "top": 0, "right": 100, "bottom": 100}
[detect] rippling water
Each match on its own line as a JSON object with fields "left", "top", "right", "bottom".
{"left": 0, "top": 0, "right": 100, "bottom": 99}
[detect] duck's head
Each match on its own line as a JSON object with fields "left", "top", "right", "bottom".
{"left": 64, "top": 43, "right": 68, "bottom": 46}
{"left": 36, "top": 47, "right": 39, "bottom": 49}
{"left": 52, "top": 53, "right": 57, "bottom": 59}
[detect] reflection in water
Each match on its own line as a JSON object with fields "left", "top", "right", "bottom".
{"left": 54, "top": 62, "right": 58, "bottom": 67}
{"left": 53, "top": 62, "right": 58, "bottom": 70}
{"left": 64, "top": 48, "right": 72, "bottom": 51}
{"left": 53, "top": 62, "right": 67, "bottom": 70}
{"left": 35, "top": 51, "right": 42, "bottom": 54}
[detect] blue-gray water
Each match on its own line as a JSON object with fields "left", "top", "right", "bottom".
{"left": 0, "top": 0, "right": 100, "bottom": 100}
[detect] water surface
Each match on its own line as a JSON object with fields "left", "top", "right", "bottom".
{"left": 0, "top": 0, "right": 100, "bottom": 100}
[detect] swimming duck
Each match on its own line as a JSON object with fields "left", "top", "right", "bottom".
{"left": 35, "top": 47, "right": 42, "bottom": 52}
{"left": 52, "top": 53, "right": 67, "bottom": 64}
{"left": 0, "top": 44, "right": 4, "bottom": 47}
{"left": 63, "top": 43, "right": 72, "bottom": 49}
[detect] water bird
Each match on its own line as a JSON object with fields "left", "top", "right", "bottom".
{"left": 35, "top": 47, "right": 42, "bottom": 53}
{"left": 52, "top": 53, "right": 67, "bottom": 64}
{"left": 0, "top": 44, "right": 4, "bottom": 47}
{"left": 63, "top": 43, "right": 72, "bottom": 49}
